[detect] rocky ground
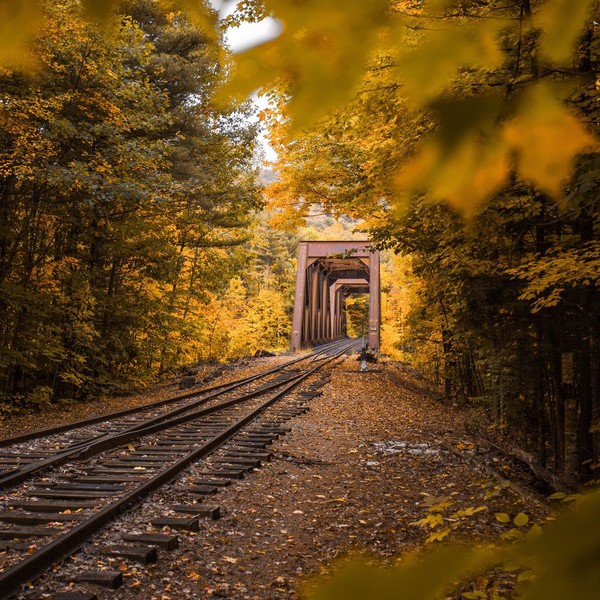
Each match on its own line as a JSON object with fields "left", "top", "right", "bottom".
{"left": 1, "top": 355, "right": 552, "bottom": 599}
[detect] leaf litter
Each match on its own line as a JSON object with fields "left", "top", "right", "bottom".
{"left": 11, "top": 356, "right": 549, "bottom": 599}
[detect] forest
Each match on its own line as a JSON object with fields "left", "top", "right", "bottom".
{"left": 0, "top": 0, "right": 598, "bottom": 597}
{"left": 251, "top": 0, "right": 600, "bottom": 490}
{"left": 0, "top": 0, "right": 296, "bottom": 412}
{"left": 0, "top": 0, "right": 599, "bottom": 493}
{"left": 0, "top": 1, "right": 373, "bottom": 411}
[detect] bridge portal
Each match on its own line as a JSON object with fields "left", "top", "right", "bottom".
{"left": 291, "top": 241, "right": 380, "bottom": 351}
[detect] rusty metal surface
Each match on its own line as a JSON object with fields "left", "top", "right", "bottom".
{"left": 291, "top": 243, "right": 309, "bottom": 351}
{"left": 302, "top": 240, "right": 373, "bottom": 257}
{"left": 368, "top": 251, "right": 381, "bottom": 350}
{"left": 291, "top": 241, "right": 380, "bottom": 351}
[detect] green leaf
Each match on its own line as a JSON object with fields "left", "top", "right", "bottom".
{"left": 495, "top": 512, "right": 511, "bottom": 523}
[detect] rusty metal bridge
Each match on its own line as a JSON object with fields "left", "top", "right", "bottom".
{"left": 291, "top": 241, "right": 380, "bottom": 352}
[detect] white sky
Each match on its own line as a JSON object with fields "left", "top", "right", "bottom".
{"left": 208, "top": 1, "right": 281, "bottom": 162}
{"left": 209, "top": 0, "right": 282, "bottom": 53}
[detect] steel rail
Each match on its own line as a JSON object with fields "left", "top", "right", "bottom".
{"left": 74, "top": 370, "right": 309, "bottom": 459}
{"left": 0, "top": 342, "right": 356, "bottom": 600}
{"left": 0, "top": 340, "right": 356, "bottom": 488}
{"left": 0, "top": 370, "right": 302, "bottom": 489}
{"left": 0, "top": 339, "right": 351, "bottom": 450}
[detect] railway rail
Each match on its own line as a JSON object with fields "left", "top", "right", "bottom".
{"left": 0, "top": 338, "right": 353, "bottom": 488}
{"left": 0, "top": 338, "right": 358, "bottom": 600}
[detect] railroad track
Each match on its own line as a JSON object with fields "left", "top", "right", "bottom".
{"left": 0, "top": 338, "right": 359, "bottom": 600}
{"left": 0, "top": 338, "right": 354, "bottom": 487}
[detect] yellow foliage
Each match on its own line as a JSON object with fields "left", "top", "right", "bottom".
{"left": 396, "top": 135, "right": 509, "bottom": 216}
{"left": 162, "top": 0, "right": 218, "bottom": 41}
{"left": 307, "top": 490, "right": 600, "bottom": 600}
{"left": 538, "top": 0, "right": 596, "bottom": 63}
{"left": 0, "top": 1, "right": 595, "bottom": 213}
{"left": 395, "top": 83, "right": 597, "bottom": 212}
{"left": 503, "top": 83, "right": 597, "bottom": 197}
{"left": 379, "top": 252, "right": 413, "bottom": 360}
{"left": 221, "top": 0, "right": 389, "bottom": 128}
{"left": 80, "top": 0, "right": 119, "bottom": 22}
{"left": 0, "top": 0, "right": 42, "bottom": 68}
{"left": 230, "top": 2, "right": 598, "bottom": 213}
{"left": 395, "top": 19, "right": 506, "bottom": 105}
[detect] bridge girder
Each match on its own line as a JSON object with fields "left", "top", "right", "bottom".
{"left": 291, "top": 241, "right": 380, "bottom": 351}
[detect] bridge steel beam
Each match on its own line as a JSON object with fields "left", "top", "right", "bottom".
{"left": 330, "top": 278, "right": 369, "bottom": 340}
{"left": 368, "top": 250, "right": 381, "bottom": 350}
{"left": 291, "top": 242, "right": 309, "bottom": 351}
{"left": 291, "top": 241, "right": 380, "bottom": 352}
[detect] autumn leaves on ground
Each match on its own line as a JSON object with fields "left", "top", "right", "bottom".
{"left": 0, "top": 355, "right": 553, "bottom": 600}
{"left": 1, "top": 1, "right": 599, "bottom": 599}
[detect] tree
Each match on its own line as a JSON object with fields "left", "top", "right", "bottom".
{"left": 0, "top": 0, "right": 173, "bottom": 402}
{"left": 253, "top": 0, "right": 600, "bottom": 485}
{"left": 120, "top": 0, "right": 261, "bottom": 375}
{"left": 0, "top": 0, "right": 261, "bottom": 408}
{"left": 227, "top": 0, "right": 598, "bottom": 215}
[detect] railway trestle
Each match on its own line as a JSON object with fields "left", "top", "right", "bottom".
{"left": 291, "top": 241, "right": 380, "bottom": 351}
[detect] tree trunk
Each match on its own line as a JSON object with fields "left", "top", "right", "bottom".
{"left": 587, "top": 288, "right": 600, "bottom": 480}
